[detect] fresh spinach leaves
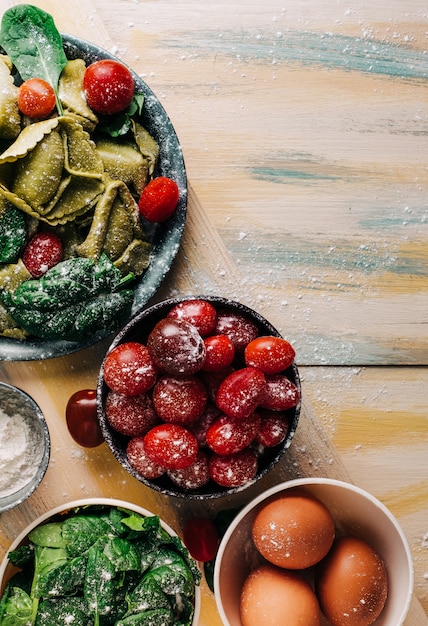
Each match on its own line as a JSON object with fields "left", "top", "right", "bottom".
{"left": 1, "top": 254, "right": 135, "bottom": 342}
{"left": 0, "top": 5, "right": 67, "bottom": 115}
{"left": 1, "top": 506, "right": 200, "bottom": 626}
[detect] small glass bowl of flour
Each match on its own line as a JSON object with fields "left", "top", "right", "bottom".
{"left": 0, "top": 382, "right": 50, "bottom": 513}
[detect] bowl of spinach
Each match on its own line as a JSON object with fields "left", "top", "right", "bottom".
{"left": 0, "top": 498, "right": 201, "bottom": 625}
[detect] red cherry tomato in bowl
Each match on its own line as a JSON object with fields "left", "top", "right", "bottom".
{"left": 66, "top": 389, "right": 104, "bottom": 448}
{"left": 22, "top": 231, "right": 63, "bottom": 278}
{"left": 183, "top": 517, "right": 219, "bottom": 562}
{"left": 83, "top": 59, "right": 135, "bottom": 115}
{"left": 17, "top": 78, "right": 56, "bottom": 119}
{"left": 138, "top": 176, "right": 179, "bottom": 222}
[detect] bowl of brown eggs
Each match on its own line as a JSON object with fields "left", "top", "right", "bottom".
{"left": 214, "top": 478, "right": 413, "bottom": 626}
{"left": 96, "top": 295, "right": 301, "bottom": 499}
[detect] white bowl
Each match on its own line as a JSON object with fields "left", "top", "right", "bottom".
{"left": 214, "top": 478, "right": 413, "bottom": 626}
{"left": 0, "top": 382, "right": 50, "bottom": 513}
{"left": 0, "top": 497, "right": 201, "bottom": 625}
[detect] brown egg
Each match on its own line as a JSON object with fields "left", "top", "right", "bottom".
{"left": 316, "top": 536, "right": 388, "bottom": 626}
{"left": 240, "top": 564, "right": 320, "bottom": 626}
{"left": 251, "top": 489, "right": 335, "bottom": 569}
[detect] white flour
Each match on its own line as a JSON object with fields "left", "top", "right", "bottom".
{"left": 0, "top": 408, "right": 41, "bottom": 498}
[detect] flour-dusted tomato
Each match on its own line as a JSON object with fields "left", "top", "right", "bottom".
{"left": 143, "top": 423, "right": 199, "bottom": 470}
{"left": 66, "top": 389, "right": 104, "bottom": 448}
{"left": 208, "top": 448, "right": 258, "bottom": 488}
{"left": 182, "top": 516, "right": 219, "bottom": 562}
{"left": 168, "top": 299, "right": 217, "bottom": 336}
{"left": 126, "top": 436, "right": 165, "bottom": 479}
{"left": 260, "top": 374, "right": 301, "bottom": 411}
{"left": 105, "top": 390, "right": 158, "bottom": 437}
{"left": 103, "top": 342, "right": 158, "bottom": 396}
{"left": 147, "top": 317, "right": 206, "bottom": 375}
{"left": 138, "top": 176, "right": 179, "bottom": 222}
{"left": 214, "top": 309, "right": 259, "bottom": 352}
{"left": 17, "top": 78, "right": 56, "bottom": 119}
{"left": 201, "top": 334, "right": 235, "bottom": 371}
{"left": 215, "top": 367, "right": 266, "bottom": 420}
{"left": 83, "top": 59, "right": 135, "bottom": 115}
{"left": 168, "top": 449, "right": 210, "bottom": 491}
{"left": 245, "top": 336, "right": 296, "bottom": 374}
{"left": 152, "top": 374, "right": 207, "bottom": 426}
{"left": 206, "top": 412, "right": 261, "bottom": 456}
{"left": 256, "top": 409, "right": 290, "bottom": 447}
{"left": 22, "top": 232, "right": 63, "bottom": 277}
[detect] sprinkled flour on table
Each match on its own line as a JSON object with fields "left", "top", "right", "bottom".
{"left": 0, "top": 408, "right": 42, "bottom": 498}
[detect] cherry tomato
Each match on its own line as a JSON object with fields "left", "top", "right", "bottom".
{"left": 215, "top": 367, "right": 266, "bottom": 420}
{"left": 22, "top": 232, "right": 63, "bottom": 277}
{"left": 66, "top": 389, "right": 104, "bottom": 448}
{"left": 147, "top": 317, "right": 206, "bottom": 375}
{"left": 245, "top": 336, "right": 296, "bottom": 374}
{"left": 206, "top": 411, "right": 261, "bottom": 456}
{"left": 143, "top": 423, "right": 199, "bottom": 470}
{"left": 103, "top": 342, "right": 158, "bottom": 396}
{"left": 152, "top": 374, "right": 207, "bottom": 426}
{"left": 256, "top": 409, "right": 289, "bottom": 447}
{"left": 138, "top": 176, "right": 179, "bottom": 222}
{"left": 214, "top": 310, "right": 259, "bottom": 351}
{"left": 182, "top": 517, "right": 219, "bottom": 562}
{"left": 17, "top": 78, "right": 56, "bottom": 119}
{"left": 208, "top": 448, "right": 258, "bottom": 488}
{"left": 126, "top": 436, "right": 165, "bottom": 479}
{"left": 260, "top": 374, "right": 301, "bottom": 410}
{"left": 168, "top": 450, "right": 210, "bottom": 491}
{"left": 167, "top": 299, "right": 217, "bottom": 336}
{"left": 202, "top": 334, "right": 235, "bottom": 372}
{"left": 189, "top": 404, "right": 220, "bottom": 448}
{"left": 83, "top": 59, "right": 134, "bottom": 115}
{"left": 105, "top": 390, "right": 158, "bottom": 436}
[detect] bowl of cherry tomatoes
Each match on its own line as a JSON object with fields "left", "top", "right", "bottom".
{"left": 96, "top": 296, "right": 301, "bottom": 499}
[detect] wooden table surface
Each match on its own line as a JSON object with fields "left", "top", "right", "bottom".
{"left": 0, "top": 0, "right": 427, "bottom": 623}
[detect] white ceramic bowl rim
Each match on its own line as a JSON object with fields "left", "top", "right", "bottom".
{"left": 214, "top": 478, "right": 414, "bottom": 626}
{"left": 0, "top": 497, "right": 201, "bottom": 626}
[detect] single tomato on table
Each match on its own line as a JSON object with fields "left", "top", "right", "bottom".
{"left": 66, "top": 389, "right": 104, "bottom": 448}
{"left": 183, "top": 517, "right": 219, "bottom": 562}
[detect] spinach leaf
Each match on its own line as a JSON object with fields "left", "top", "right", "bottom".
{"left": 125, "top": 576, "right": 170, "bottom": 614}
{"left": 36, "top": 555, "right": 87, "bottom": 598}
{"left": 61, "top": 514, "right": 112, "bottom": 556}
{"left": 0, "top": 4, "right": 67, "bottom": 115}
{"left": 31, "top": 545, "right": 68, "bottom": 599}
{"left": 103, "top": 537, "right": 140, "bottom": 572}
{"left": 147, "top": 550, "right": 195, "bottom": 597}
{"left": 0, "top": 205, "right": 26, "bottom": 263}
{"left": 0, "top": 586, "right": 33, "bottom": 626}
{"left": 115, "top": 608, "right": 174, "bottom": 625}
{"left": 35, "top": 597, "right": 88, "bottom": 626}
{"left": 98, "top": 93, "right": 145, "bottom": 137}
{"left": 28, "top": 522, "right": 65, "bottom": 548}
{"left": 8, "top": 544, "right": 34, "bottom": 569}
{"left": 2, "top": 253, "right": 134, "bottom": 341}
{"left": 84, "top": 545, "right": 117, "bottom": 622}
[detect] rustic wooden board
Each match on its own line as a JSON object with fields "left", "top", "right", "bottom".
{"left": 0, "top": 0, "right": 427, "bottom": 622}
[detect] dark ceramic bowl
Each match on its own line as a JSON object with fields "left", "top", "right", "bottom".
{"left": 0, "top": 35, "right": 186, "bottom": 361}
{"left": 97, "top": 296, "right": 301, "bottom": 499}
